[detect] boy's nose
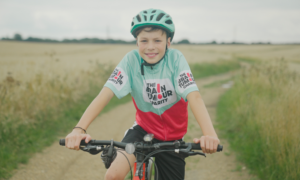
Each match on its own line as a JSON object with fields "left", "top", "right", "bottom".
{"left": 147, "top": 42, "right": 155, "bottom": 50}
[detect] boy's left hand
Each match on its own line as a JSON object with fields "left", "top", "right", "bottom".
{"left": 193, "top": 135, "right": 220, "bottom": 154}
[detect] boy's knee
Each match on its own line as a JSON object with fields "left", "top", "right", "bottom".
{"left": 105, "top": 171, "right": 124, "bottom": 180}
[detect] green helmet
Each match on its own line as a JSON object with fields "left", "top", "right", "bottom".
{"left": 130, "top": 9, "right": 175, "bottom": 41}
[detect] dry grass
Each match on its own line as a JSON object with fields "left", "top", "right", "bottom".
{"left": 0, "top": 63, "right": 110, "bottom": 127}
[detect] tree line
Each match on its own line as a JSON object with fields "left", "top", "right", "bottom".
{"left": 1, "top": 33, "right": 136, "bottom": 44}
{"left": 1, "top": 33, "right": 284, "bottom": 45}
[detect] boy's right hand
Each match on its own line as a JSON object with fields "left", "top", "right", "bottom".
{"left": 65, "top": 128, "right": 92, "bottom": 151}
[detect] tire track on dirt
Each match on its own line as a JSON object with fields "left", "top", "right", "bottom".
{"left": 10, "top": 71, "right": 257, "bottom": 180}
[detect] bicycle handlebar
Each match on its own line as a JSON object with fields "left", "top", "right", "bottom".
{"left": 59, "top": 139, "right": 223, "bottom": 152}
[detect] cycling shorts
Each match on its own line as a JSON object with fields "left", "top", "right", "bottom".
{"left": 122, "top": 125, "right": 187, "bottom": 180}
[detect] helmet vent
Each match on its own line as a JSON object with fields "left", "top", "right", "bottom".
{"left": 150, "top": 15, "right": 154, "bottom": 21}
{"left": 165, "top": 20, "right": 173, "bottom": 24}
{"left": 156, "top": 13, "right": 165, "bottom": 21}
{"left": 131, "top": 22, "right": 134, "bottom": 26}
{"left": 151, "top": 10, "right": 156, "bottom": 13}
{"left": 144, "top": 15, "right": 147, "bottom": 21}
{"left": 143, "top": 11, "right": 147, "bottom": 13}
{"left": 166, "top": 15, "right": 169, "bottom": 18}
{"left": 136, "top": 15, "right": 141, "bottom": 22}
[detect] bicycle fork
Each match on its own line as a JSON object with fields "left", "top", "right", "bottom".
{"left": 133, "top": 153, "right": 146, "bottom": 180}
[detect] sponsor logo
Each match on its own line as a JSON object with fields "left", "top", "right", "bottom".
{"left": 177, "top": 70, "right": 196, "bottom": 93}
{"left": 107, "top": 67, "right": 128, "bottom": 90}
{"left": 143, "top": 79, "right": 177, "bottom": 109}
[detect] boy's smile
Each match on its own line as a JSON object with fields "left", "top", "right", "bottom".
{"left": 145, "top": 53, "right": 158, "bottom": 58}
{"left": 136, "top": 28, "right": 171, "bottom": 64}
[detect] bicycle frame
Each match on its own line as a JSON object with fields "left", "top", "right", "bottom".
{"left": 133, "top": 150, "right": 151, "bottom": 180}
{"left": 133, "top": 162, "right": 146, "bottom": 180}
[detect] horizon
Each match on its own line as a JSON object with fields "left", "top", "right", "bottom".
{"left": 2, "top": 33, "right": 299, "bottom": 44}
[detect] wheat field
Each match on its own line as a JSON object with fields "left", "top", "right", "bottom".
{"left": 1, "top": 41, "right": 300, "bottom": 82}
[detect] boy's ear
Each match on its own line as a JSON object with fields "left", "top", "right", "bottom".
{"left": 136, "top": 38, "right": 138, "bottom": 46}
{"left": 167, "top": 37, "right": 171, "bottom": 48}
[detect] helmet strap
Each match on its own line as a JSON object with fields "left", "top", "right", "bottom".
{"left": 141, "top": 48, "right": 167, "bottom": 75}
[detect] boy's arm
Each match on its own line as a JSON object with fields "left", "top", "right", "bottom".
{"left": 187, "top": 91, "right": 220, "bottom": 154}
{"left": 65, "top": 87, "right": 114, "bottom": 150}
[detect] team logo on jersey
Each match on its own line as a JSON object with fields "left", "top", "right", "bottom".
{"left": 143, "top": 79, "right": 177, "bottom": 109}
{"left": 177, "top": 70, "right": 197, "bottom": 93}
{"left": 107, "top": 67, "right": 128, "bottom": 90}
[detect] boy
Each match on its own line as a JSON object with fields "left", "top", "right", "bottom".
{"left": 65, "top": 9, "right": 220, "bottom": 180}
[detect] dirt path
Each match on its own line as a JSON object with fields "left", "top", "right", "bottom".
{"left": 10, "top": 71, "right": 257, "bottom": 180}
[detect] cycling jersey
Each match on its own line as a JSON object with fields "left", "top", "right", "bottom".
{"left": 104, "top": 49, "right": 199, "bottom": 141}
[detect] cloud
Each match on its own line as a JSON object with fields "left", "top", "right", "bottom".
{"left": 0, "top": 0, "right": 299, "bottom": 42}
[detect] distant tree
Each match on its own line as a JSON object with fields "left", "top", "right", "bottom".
{"left": 13, "top": 33, "right": 23, "bottom": 41}
{"left": 177, "top": 39, "right": 190, "bottom": 44}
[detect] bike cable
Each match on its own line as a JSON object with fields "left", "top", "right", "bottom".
{"left": 137, "top": 149, "right": 174, "bottom": 180}
{"left": 117, "top": 150, "right": 133, "bottom": 180}
{"left": 147, "top": 155, "right": 159, "bottom": 180}
{"left": 135, "top": 151, "right": 159, "bottom": 180}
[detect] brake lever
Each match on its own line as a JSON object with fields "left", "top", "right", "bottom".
{"left": 80, "top": 144, "right": 103, "bottom": 155}
{"left": 177, "top": 143, "right": 206, "bottom": 157}
{"left": 179, "top": 143, "right": 192, "bottom": 153}
{"left": 188, "top": 151, "right": 206, "bottom": 157}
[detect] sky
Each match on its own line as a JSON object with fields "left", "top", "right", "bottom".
{"left": 0, "top": 0, "right": 300, "bottom": 43}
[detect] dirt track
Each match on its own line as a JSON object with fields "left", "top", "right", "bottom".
{"left": 10, "top": 71, "right": 257, "bottom": 180}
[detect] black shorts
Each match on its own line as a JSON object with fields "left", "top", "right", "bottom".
{"left": 122, "top": 125, "right": 186, "bottom": 180}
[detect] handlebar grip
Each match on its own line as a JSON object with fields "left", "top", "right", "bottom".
{"left": 59, "top": 139, "right": 88, "bottom": 146}
{"left": 191, "top": 143, "right": 223, "bottom": 152}
{"left": 59, "top": 139, "right": 65, "bottom": 146}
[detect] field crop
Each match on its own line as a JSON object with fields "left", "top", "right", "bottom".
{"left": 217, "top": 60, "right": 300, "bottom": 179}
{"left": 173, "top": 44, "right": 300, "bottom": 63}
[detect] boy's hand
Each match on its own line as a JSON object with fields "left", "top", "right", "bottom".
{"left": 65, "top": 129, "right": 92, "bottom": 151}
{"left": 193, "top": 135, "right": 220, "bottom": 154}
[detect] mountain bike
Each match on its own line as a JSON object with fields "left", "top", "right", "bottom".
{"left": 59, "top": 134, "right": 223, "bottom": 180}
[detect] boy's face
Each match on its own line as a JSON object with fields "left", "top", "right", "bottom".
{"left": 136, "top": 28, "right": 171, "bottom": 64}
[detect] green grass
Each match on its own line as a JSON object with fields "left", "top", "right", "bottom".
{"left": 216, "top": 60, "right": 300, "bottom": 180}
{"left": 190, "top": 60, "right": 240, "bottom": 79}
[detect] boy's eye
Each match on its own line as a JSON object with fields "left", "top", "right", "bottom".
{"left": 155, "top": 40, "right": 161, "bottom": 42}
{"left": 141, "top": 40, "right": 147, "bottom": 42}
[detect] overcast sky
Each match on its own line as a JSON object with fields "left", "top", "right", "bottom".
{"left": 0, "top": 0, "right": 299, "bottom": 43}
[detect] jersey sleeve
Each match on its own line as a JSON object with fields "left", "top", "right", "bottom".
{"left": 104, "top": 54, "right": 132, "bottom": 99}
{"left": 174, "top": 52, "right": 199, "bottom": 101}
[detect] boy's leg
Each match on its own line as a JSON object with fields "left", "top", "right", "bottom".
{"left": 104, "top": 151, "right": 136, "bottom": 180}
{"left": 154, "top": 151, "right": 186, "bottom": 180}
